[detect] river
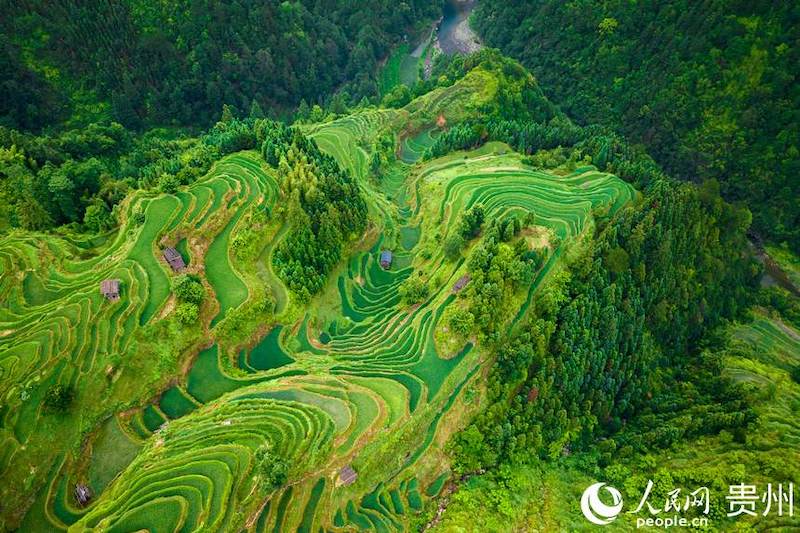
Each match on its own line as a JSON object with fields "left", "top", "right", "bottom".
{"left": 438, "top": 0, "right": 481, "bottom": 55}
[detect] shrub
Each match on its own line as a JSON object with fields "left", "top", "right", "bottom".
{"left": 157, "top": 173, "right": 180, "bottom": 193}
{"left": 382, "top": 85, "right": 412, "bottom": 108}
{"left": 131, "top": 208, "right": 145, "bottom": 226}
{"left": 83, "top": 202, "right": 114, "bottom": 232}
{"left": 216, "top": 288, "right": 276, "bottom": 341}
{"left": 459, "top": 205, "right": 485, "bottom": 240}
{"left": 173, "top": 274, "right": 204, "bottom": 305}
{"left": 156, "top": 344, "right": 180, "bottom": 372}
{"left": 43, "top": 384, "right": 75, "bottom": 412}
{"left": 175, "top": 302, "right": 199, "bottom": 324}
{"left": 399, "top": 276, "right": 429, "bottom": 305}
{"left": 447, "top": 307, "right": 475, "bottom": 336}
{"left": 254, "top": 446, "right": 289, "bottom": 493}
{"left": 444, "top": 234, "right": 465, "bottom": 261}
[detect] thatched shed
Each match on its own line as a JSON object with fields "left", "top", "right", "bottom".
{"left": 163, "top": 247, "right": 186, "bottom": 272}
{"left": 100, "top": 279, "right": 121, "bottom": 301}
{"left": 339, "top": 465, "right": 357, "bottom": 486}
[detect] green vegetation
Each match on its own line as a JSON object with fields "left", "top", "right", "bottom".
{"left": 766, "top": 244, "right": 800, "bottom": 290}
{"left": 172, "top": 274, "right": 204, "bottom": 305}
{"left": 0, "top": 1, "right": 442, "bottom": 130}
{"left": 0, "top": 10, "right": 795, "bottom": 530}
{"left": 473, "top": 0, "right": 800, "bottom": 251}
{"left": 0, "top": 52, "right": 642, "bottom": 530}
{"left": 43, "top": 385, "right": 75, "bottom": 413}
{"left": 380, "top": 44, "right": 411, "bottom": 97}
{"left": 437, "top": 311, "right": 800, "bottom": 531}
{"left": 266, "top": 123, "right": 368, "bottom": 300}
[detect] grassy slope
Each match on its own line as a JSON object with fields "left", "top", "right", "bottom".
{"left": 380, "top": 44, "right": 411, "bottom": 96}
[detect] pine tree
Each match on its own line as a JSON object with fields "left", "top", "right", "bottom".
{"left": 220, "top": 104, "right": 236, "bottom": 123}
{"left": 249, "top": 99, "right": 265, "bottom": 119}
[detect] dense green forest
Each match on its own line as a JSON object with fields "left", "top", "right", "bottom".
{"left": 473, "top": 0, "right": 800, "bottom": 251}
{"left": 1, "top": 0, "right": 440, "bottom": 130}
{"left": 452, "top": 177, "right": 757, "bottom": 470}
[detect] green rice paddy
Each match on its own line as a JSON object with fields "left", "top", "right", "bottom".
{"left": 0, "top": 77, "right": 638, "bottom": 531}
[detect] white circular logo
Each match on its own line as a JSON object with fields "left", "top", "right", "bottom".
{"left": 581, "top": 482, "right": 623, "bottom": 525}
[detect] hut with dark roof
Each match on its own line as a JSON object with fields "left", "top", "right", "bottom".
{"left": 100, "top": 279, "right": 121, "bottom": 301}
{"left": 74, "top": 484, "right": 92, "bottom": 507}
{"left": 163, "top": 247, "right": 186, "bottom": 272}
{"left": 379, "top": 250, "right": 393, "bottom": 270}
{"left": 452, "top": 274, "right": 470, "bottom": 293}
{"left": 339, "top": 465, "right": 357, "bottom": 486}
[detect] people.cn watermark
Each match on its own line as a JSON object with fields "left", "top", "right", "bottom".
{"left": 580, "top": 480, "right": 794, "bottom": 529}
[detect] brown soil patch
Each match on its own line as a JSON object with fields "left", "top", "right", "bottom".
{"left": 522, "top": 226, "right": 552, "bottom": 250}
{"left": 156, "top": 294, "right": 177, "bottom": 320}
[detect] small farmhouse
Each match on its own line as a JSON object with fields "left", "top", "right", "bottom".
{"left": 74, "top": 484, "right": 92, "bottom": 506}
{"left": 452, "top": 274, "right": 470, "bottom": 293}
{"left": 163, "top": 247, "right": 186, "bottom": 272}
{"left": 339, "top": 465, "right": 357, "bottom": 486}
{"left": 100, "top": 279, "right": 121, "bottom": 301}
{"left": 379, "top": 250, "right": 393, "bottom": 269}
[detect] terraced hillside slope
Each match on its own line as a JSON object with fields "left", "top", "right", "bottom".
{"left": 0, "top": 61, "right": 636, "bottom": 532}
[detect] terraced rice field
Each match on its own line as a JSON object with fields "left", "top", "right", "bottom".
{"left": 0, "top": 151, "right": 282, "bottom": 529}
{"left": 726, "top": 315, "right": 800, "bottom": 462}
{"left": 399, "top": 128, "right": 440, "bottom": 163}
{"left": 304, "top": 109, "right": 403, "bottom": 181}
{"left": 1, "top": 90, "right": 636, "bottom": 531}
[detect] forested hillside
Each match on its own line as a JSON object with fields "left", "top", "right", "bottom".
{"left": 0, "top": 0, "right": 439, "bottom": 130}
{"left": 473, "top": 0, "right": 800, "bottom": 251}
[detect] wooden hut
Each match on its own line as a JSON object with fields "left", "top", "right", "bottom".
{"left": 100, "top": 279, "right": 121, "bottom": 301}
{"left": 163, "top": 247, "right": 186, "bottom": 272}
{"left": 339, "top": 465, "right": 357, "bottom": 486}
{"left": 379, "top": 250, "right": 393, "bottom": 270}
{"left": 74, "top": 484, "right": 92, "bottom": 507}
{"left": 452, "top": 274, "right": 470, "bottom": 293}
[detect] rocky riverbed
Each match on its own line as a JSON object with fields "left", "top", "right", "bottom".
{"left": 438, "top": 0, "right": 482, "bottom": 55}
